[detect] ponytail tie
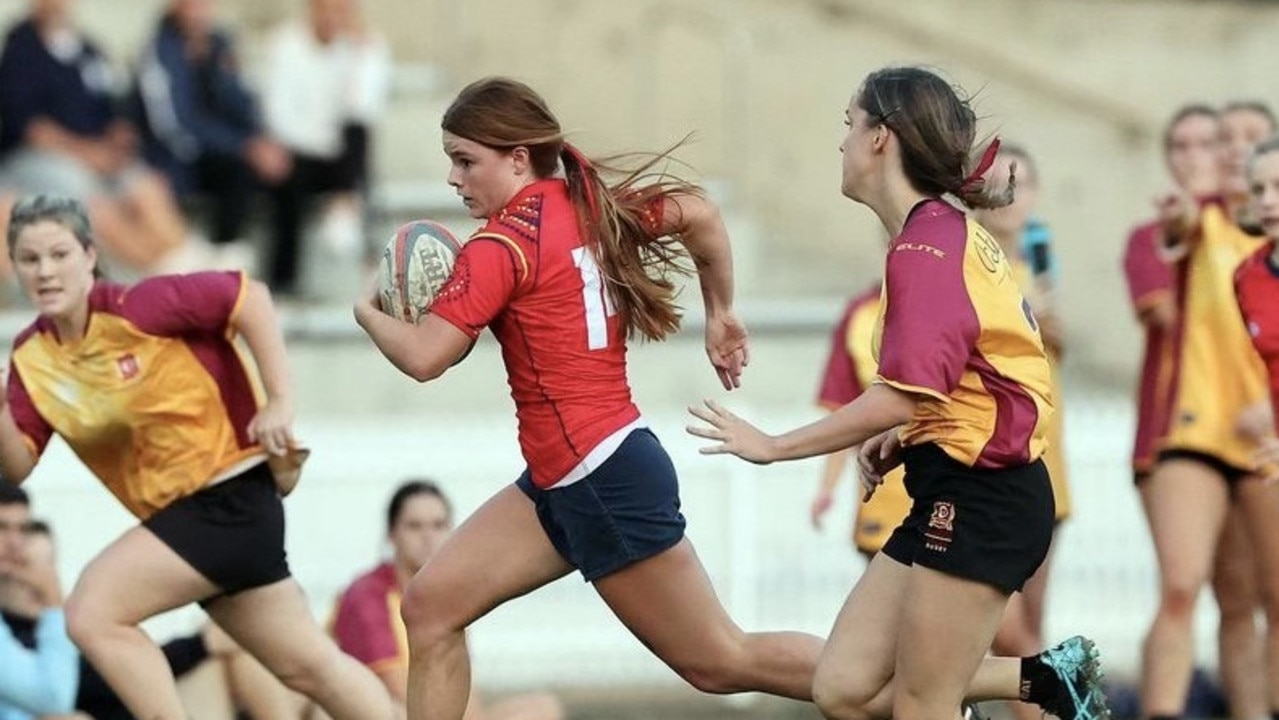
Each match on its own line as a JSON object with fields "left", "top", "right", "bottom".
{"left": 562, "top": 143, "right": 601, "bottom": 223}
{"left": 960, "top": 137, "right": 1001, "bottom": 194}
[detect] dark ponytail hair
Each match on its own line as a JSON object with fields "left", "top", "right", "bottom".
{"left": 386, "top": 479, "right": 451, "bottom": 532}
{"left": 859, "top": 67, "right": 1013, "bottom": 210}
{"left": 443, "top": 77, "right": 701, "bottom": 342}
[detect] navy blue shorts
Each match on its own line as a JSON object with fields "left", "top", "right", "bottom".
{"left": 516, "top": 428, "right": 687, "bottom": 581}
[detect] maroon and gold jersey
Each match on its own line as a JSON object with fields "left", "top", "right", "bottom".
{"left": 430, "top": 179, "right": 664, "bottom": 489}
{"left": 1123, "top": 220, "right": 1178, "bottom": 475}
{"left": 872, "top": 199, "right": 1054, "bottom": 469}
{"left": 7, "top": 272, "right": 264, "bottom": 520}
{"left": 331, "top": 562, "right": 406, "bottom": 671}
{"left": 1235, "top": 242, "right": 1279, "bottom": 427}
{"left": 1010, "top": 260, "right": 1071, "bottom": 520}
{"left": 1162, "top": 204, "right": 1268, "bottom": 470}
{"left": 817, "top": 284, "right": 910, "bottom": 554}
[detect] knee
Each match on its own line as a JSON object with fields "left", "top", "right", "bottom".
{"left": 812, "top": 666, "right": 884, "bottom": 720}
{"left": 1159, "top": 581, "right": 1201, "bottom": 619}
{"left": 63, "top": 593, "right": 108, "bottom": 651}
{"left": 267, "top": 646, "right": 342, "bottom": 697}
{"left": 399, "top": 576, "right": 466, "bottom": 648}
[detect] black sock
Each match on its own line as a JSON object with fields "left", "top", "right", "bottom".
{"left": 1019, "top": 656, "right": 1058, "bottom": 704}
{"left": 1149, "top": 715, "right": 1181, "bottom": 720}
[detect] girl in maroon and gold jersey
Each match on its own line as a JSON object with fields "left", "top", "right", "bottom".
{"left": 689, "top": 66, "right": 1108, "bottom": 720}
{"left": 0, "top": 195, "right": 394, "bottom": 720}
{"left": 1140, "top": 102, "right": 1279, "bottom": 720}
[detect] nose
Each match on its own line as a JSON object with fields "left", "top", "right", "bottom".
{"left": 36, "top": 256, "right": 56, "bottom": 277}
{"left": 447, "top": 166, "right": 462, "bottom": 188}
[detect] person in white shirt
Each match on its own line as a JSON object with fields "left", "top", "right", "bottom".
{"left": 261, "top": 0, "right": 391, "bottom": 296}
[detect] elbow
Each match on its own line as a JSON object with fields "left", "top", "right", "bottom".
{"left": 405, "top": 358, "right": 447, "bottom": 384}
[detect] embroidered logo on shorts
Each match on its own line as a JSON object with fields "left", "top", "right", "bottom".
{"left": 924, "top": 500, "right": 956, "bottom": 553}
{"left": 117, "top": 353, "right": 140, "bottom": 380}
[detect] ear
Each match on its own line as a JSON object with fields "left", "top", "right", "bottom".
{"left": 871, "top": 124, "right": 892, "bottom": 155}
{"left": 510, "top": 146, "right": 531, "bottom": 176}
{"left": 85, "top": 245, "right": 99, "bottom": 274}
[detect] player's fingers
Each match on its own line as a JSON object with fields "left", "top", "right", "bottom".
{"left": 685, "top": 424, "right": 723, "bottom": 441}
{"left": 687, "top": 404, "right": 723, "bottom": 426}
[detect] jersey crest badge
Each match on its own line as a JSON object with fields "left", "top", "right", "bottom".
{"left": 117, "top": 353, "right": 140, "bottom": 380}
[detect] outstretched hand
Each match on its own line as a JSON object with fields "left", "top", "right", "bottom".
{"left": 705, "top": 312, "right": 749, "bottom": 390}
{"left": 686, "top": 398, "right": 775, "bottom": 464}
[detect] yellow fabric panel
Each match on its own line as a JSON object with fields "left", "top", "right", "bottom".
{"left": 845, "top": 297, "right": 882, "bottom": 391}
{"left": 1162, "top": 205, "right": 1268, "bottom": 470}
{"left": 13, "top": 314, "right": 259, "bottom": 519}
{"left": 887, "top": 222, "right": 1053, "bottom": 467}
{"left": 853, "top": 466, "right": 910, "bottom": 555}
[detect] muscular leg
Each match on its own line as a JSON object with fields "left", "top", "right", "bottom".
{"left": 400, "top": 485, "right": 573, "bottom": 720}
{"left": 992, "top": 534, "right": 1058, "bottom": 720}
{"left": 63, "top": 526, "right": 221, "bottom": 720}
{"left": 1210, "top": 506, "right": 1266, "bottom": 720}
{"left": 205, "top": 579, "right": 394, "bottom": 720}
{"left": 594, "top": 537, "right": 824, "bottom": 699}
{"left": 1235, "top": 477, "right": 1279, "bottom": 716}
{"left": 1138, "top": 458, "right": 1231, "bottom": 717}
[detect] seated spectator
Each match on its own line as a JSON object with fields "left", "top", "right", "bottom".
{"left": 0, "top": 483, "right": 77, "bottom": 720}
{"left": 134, "top": 0, "right": 291, "bottom": 275}
{"left": 333, "top": 480, "right": 565, "bottom": 720}
{"left": 0, "top": 0, "right": 193, "bottom": 277}
{"left": 2, "top": 496, "right": 304, "bottom": 720}
{"left": 260, "top": 0, "right": 391, "bottom": 297}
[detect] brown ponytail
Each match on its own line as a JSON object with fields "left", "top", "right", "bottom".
{"left": 561, "top": 142, "right": 701, "bottom": 342}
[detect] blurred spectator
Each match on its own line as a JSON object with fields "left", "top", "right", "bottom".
{"left": 261, "top": 0, "right": 391, "bottom": 296}
{"left": 0, "top": 483, "right": 78, "bottom": 720}
{"left": 3, "top": 508, "right": 309, "bottom": 720}
{"left": 332, "top": 480, "right": 565, "bottom": 720}
{"left": 0, "top": 0, "right": 193, "bottom": 277}
{"left": 973, "top": 143, "right": 1071, "bottom": 720}
{"left": 134, "top": 0, "right": 291, "bottom": 274}
{"left": 808, "top": 279, "right": 911, "bottom": 561}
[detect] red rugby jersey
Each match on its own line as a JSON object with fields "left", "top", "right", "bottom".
{"left": 1235, "top": 241, "right": 1279, "bottom": 426}
{"left": 430, "top": 179, "right": 664, "bottom": 488}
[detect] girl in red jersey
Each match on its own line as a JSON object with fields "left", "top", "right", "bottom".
{"left": 687, "top": 66, "right": 1109, "bottom": 720}
{"left": 354, "top": 77, "right": 825, "bottom": 720}
{"left": 0, "top": 194, "right": 395, "bottom": 720}
{"left": 1238, "top": 137, "right": 1279, "bottom": 481}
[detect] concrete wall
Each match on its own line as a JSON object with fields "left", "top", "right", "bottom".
{"left": 2, "top": 0, "right": 1276, "bottom": 381}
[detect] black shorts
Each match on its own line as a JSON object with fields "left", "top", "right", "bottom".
{"left": 143, "top": 462, "right": 290, "bottom": 602}
{"left": 1155, "top": 449, "right": 1250, "bottom": 485}
{"left": 517, "top": 428, "right": 687, "bottom": 582}
{"left": 881, "top": 443, "right": 1055, "bottom": 595}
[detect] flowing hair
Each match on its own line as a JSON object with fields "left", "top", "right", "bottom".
{"left": 442, "top": 77, "right": 701, "bottom": 341}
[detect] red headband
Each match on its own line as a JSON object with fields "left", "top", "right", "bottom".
{"left": 960, "top": 137, "right": 1002, "bottom": 194}
{"left": 562, "top": 143, "right": 601, "bottom": 223}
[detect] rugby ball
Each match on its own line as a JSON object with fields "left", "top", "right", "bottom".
{"left": 378, "top": 220, "right": 463, "bottom": 323}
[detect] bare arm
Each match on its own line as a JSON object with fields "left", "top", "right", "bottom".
{"left": 689, "top": 383, "right": 918, "bottom": 464}
{"left": 230, "top": 280, "right": 295, "bottom": 455}
{"left": 811, "top": 446, "right": 853, "bottom": 529}
{"left": 354, "top": 302, "right": 474, "bottom": 383}
{"left": 0, "top": 398, "right": 36, "bottom": 483}
{"left": 664, "top": 193, "right": 748, "bottom": 390}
